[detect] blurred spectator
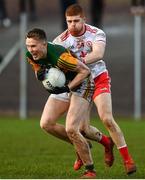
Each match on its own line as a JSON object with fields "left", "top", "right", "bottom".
{"left": 0, "top": 0, "right": 11, "bottom": 28}
{"left": 131, "top": 0, "right": 145, "bottom": 15}
{"left": 60, "top": 0, "right": 77, "bottom": 30}
{"left": 131, "top": 0, "right": 145, "bottom": 6}
{"left": 19, "top": 0, "right": 37, "bottom": 21}
{"left": 90, "top": 0, "right": 105, "bottom": 28}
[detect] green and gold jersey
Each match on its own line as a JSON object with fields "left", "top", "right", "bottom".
{"left": 26, "top": 42, "right": 77, "bottom": 81}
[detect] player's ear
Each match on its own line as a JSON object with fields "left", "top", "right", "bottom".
{"left": 44, "top": 41, "right": 47, "bottom": 47}
{"left": 82, "top": 17, "right": 86, "bottom": 23}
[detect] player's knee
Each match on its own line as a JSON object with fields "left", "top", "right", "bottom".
{"left": 66, "top": 127, "right": 78, "bottom": 140}
{"left": 101, "top": 114, "right": 113, "bottom": 128}
{"left": 101, "top": 114, "right": 118, "bottom": 132}
{"left": 40, "top": 121, "right": 46, "bottom": 130}
{"left": 79, "top": 124, "right": 86, "bottom": 132}
{"left": 40, "top": 118, "right": 55, "bottom": 131}
{"left": 79, "top": 125, "right": 88, "bottom": 137}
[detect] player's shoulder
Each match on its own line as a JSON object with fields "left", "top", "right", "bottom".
{"left": 53, "top": 30, "right": 70, "bottom": 43}
{"left": 48, "top": 41, "right": 67, "bottom": 55}
{"left": 85, "top": 24, "right": 105, "bottom": 35}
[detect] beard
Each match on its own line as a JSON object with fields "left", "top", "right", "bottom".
{"left": 69, "top": 30, "right": 80, "bottom": 36}
{"left": 69, "top": 26, "right": 85, "bottom": 37}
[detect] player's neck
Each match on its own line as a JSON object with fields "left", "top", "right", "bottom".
{"left": 71, "top": 24, "right": 86, "bottom": 37}
{"left": 78, "top": 25, "right": 86, "bottom": 36}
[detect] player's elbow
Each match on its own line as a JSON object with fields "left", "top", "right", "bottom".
{"left": 96, "top": 50, "right": 105, "bottom": 60}
{"left": 77, "top": 61, "right": 90, "bottom": 77}
{"left": 86, "top": 68, "right": 91, "bottom": 76}
{"left": 82, "top": 68, "right": 90, "bottom": 78}
{"left": 97, "top": 54, "right": 104, "bottom": 60}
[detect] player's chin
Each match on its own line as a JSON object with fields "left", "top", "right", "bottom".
{"left": 33, "top": 56, "right": 39, "bottom": 61}
{"left": 70, "top": 30, "right": 79, "bottom": 37}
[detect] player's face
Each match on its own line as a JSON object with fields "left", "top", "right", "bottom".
{"left": 26, "top": 38, "right": 47, "bottom": 60}
{"left": 66, "top": 15, "right": 85, "bottom": 36}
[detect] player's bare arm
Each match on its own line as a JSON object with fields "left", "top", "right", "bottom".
{"left": 84, "top": 41, "right": 106, "bottom": 64}
{"left": 58, "top": 52, "right": 90, "bottom": 90}
{"left": 68, "top": 60, "right": 90, "bottom": 90}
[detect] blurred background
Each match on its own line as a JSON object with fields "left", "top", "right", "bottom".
{"left": 0, "top": 0, "right": 145, "bottom": 119}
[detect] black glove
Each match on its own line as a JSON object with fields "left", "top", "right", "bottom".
{"left": 36, "top": 68, "right": 46, "bottom": 81}
{"left": 47, "top": 86, "right": 70, "bottom": 94}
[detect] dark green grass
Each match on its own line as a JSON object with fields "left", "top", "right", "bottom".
{"left": 0, "top": 117, "right": 144, "bottom": 179}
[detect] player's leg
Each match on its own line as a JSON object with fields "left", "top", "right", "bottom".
{"left": 78, "top": 104, "right": 114, "bottom": 167}
{"left": 40, "top": 93, "right": 71, "bottom": 143}
{"left": 80, "top": 123, "right": 114, "bottom": 167}
{"left": 66, "top": 94, "right": 96, "bottom": 178}
{"left": 40, "top": 93, "right": 94, "bottom": 170}
{"left": 94, "top": 92, "right": 136, "bottom": 174}
{"left": 73, "top": 104, "right": 92, "bottom": 171}
{"left": 79, "top": 72, "right": 114, "bottom": 167}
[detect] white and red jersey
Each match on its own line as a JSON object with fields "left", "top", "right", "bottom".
{"left": 53, "top": 24, "right": 107, "bottom": 79}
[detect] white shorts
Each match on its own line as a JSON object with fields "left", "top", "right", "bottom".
{"left": 50, "top": 75, "right": 94, "bottom": 103}
{"left": 49, "top": 93, "right": 70, "bottom": 102}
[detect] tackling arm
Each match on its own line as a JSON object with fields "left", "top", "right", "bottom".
{"left": 68, "top": 60, "right": 90, "bottom": 90}
{"left": 48, "top": 52, "right": 90, "bottom": 94}
{"left": 59, "top": 52, "right": 90, "bottom": 90}
{"left": 83, "top": 41, "right": 106, "bottom": 64}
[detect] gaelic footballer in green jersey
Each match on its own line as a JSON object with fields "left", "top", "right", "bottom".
{"left": 25, "top": 28, "right": 94, "bottom": 101}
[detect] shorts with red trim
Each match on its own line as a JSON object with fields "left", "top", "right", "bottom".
{"left": 93, "top": 71, "right": 111, "bottom": 100}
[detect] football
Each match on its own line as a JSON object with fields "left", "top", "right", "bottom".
{"left": 42, "top": 67, "right": 66, "bottom": 90}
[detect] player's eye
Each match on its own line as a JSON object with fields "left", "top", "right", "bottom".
{"left": 74, "top": 20, "right": 80, "bottom": 23}
{"left": 67, "top": 20, "right": 72, "bottom": 23}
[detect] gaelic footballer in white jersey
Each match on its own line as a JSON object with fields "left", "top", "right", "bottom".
{"left": 53, "top": 24, "right": 107, "bottom": 80}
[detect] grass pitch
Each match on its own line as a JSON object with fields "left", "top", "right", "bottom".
{"left": 0, "top": 117, "right": 144, "bottom": 179}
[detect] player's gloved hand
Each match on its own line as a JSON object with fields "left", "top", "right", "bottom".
{"left": 36, "top": 68, "right": 46, "bottom": 81}
{"left": 47, "top": 86, "right": 70, "bottom": 94}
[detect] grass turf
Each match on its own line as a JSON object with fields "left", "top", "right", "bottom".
{"left": 0, "top": 117, "right": 144, "bottom": 179}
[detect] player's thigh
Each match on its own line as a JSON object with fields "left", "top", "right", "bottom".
{"left": 41, "top": 96, "right": 69, "bottom": 124}
{"left": 94, "top": 93, "right": 113, "bottom": 118}
{"left": 66, "top": 94, "right": 90, "bottom": 131}
{"left": 79, "top": 104, "right": 92, "bottom": 131}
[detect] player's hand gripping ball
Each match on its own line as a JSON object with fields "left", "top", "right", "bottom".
{"left": 42, "top": 67, "right": 66, "bottom": 91}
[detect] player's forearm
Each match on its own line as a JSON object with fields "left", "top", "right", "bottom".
{"left": 83, "top": 52, "right": 102, "bottom": 64}
{"left": 68, "top": 65, "right": 90, "bottom": 90}
{"left": 68, "top": 71, "right": 90, "bottom": 90}
{"left": 83, "top": 42, "right": 105, "bottom": 64}
{"left": 84, "top": 49, "right": 105, "bottom": 64}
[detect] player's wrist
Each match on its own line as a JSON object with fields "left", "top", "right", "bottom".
{"left": 66, "top": 85, "right": 70, "bottom": 92}
{"left": 82, "top": 58, "right": 86, "bottom": 64}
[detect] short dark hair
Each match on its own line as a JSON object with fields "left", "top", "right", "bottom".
{"left": 26, "top": 28, "right": 47, "bottom": 41}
